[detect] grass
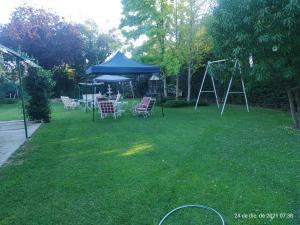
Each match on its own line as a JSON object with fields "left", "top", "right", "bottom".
{"left": 0, "top": 102, "right": 23, "bottom": 121}
{"left": 0, "top": 102, "right": 299, "bottom": 225}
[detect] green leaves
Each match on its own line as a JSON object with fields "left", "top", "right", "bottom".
{"left": 212, "top": 0, "right": 300, "bottom": 84}
{"left": 161, "top": 48, "right": 181, "bottom": 76}
{"left": 24, "top": 67, "right": 53, "bottom": 122}
{"left": 120, "top": 0, "right": 173, "bottom": 73}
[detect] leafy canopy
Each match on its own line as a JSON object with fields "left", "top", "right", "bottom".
{"left": 211, "top": 0, "right": 300, "bottom": 87}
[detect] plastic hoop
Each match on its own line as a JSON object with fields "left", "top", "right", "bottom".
{"left": 158, "top": 204, "right": 225, "bottom": 225}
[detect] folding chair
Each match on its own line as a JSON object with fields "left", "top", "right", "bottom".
{"left": 97, "top": 100, "right": 122, "bottom": 119}
{"left": 61, "top": 96, "right": 79, "bottom": 109}
{"left": 134, "top": 97, "right": 156, "bottom": 117}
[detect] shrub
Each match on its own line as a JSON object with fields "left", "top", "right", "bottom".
{"left": 164, "top": 99, "right": 209, "bottom": 108}
{"left": 24, "top": 68, "right": 53, "bottom": 122}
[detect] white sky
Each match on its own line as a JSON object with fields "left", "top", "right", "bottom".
{"left": 0, "top": 0, "right": 122, "bottom": 32}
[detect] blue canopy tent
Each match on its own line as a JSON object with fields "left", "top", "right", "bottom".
{"left": 86, "top": 51, "right": 160, "bottom": 75}
{"left": 85, "top": 51, "right": 163, "bottom": 120}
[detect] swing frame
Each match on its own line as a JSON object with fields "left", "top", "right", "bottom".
{"left": 195, "top": 58, "right": 249, "bottom": 115}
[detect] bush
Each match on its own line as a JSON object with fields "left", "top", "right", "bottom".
{"left": 247, "top": 78, "right": 289, "bottom": 110}
{"left": 24, "top": 68, "right": 53, "bottom": 122}
{"left": 164, "top": 99, "right": 209, "bottom": 108}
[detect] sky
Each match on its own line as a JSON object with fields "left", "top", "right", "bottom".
{"left": 0, "top": 0, "right": 122, "bottom": 32}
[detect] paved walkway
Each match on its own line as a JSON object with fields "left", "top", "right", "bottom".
{"left": 0, "top": 120, "right": 41, "bottom": 167}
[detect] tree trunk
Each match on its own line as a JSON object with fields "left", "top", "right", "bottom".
{"left": 295, "top": 89, "right": 300, "bottom": 112}
{"left": 175, "top": 75, "right": 179, "bottom": 100}
{"left": 287, "top": 89, "right": 300, "bottom": 129}
{"left": 187, "top": 64, "right": 192, "bottom": 101}
{"left": 175, "top": 0, "right": 179, "bottom": 101}
{"left": 187, "top": 0, "right": 194, "bottom": 102}
{"left": 163, "top": 76, "right": 167, "bottom": 97}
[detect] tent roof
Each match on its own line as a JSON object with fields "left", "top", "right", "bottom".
{"left": 94, "top": 75, "right": 131, "bottom": 83}
{"left": 86, "top": 51, "right": 160, "bottom": 75}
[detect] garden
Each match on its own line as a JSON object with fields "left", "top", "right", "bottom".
{"left": 0, "top": 103, "right": 299, "bottom": 224}
{"left": 0, "top": 0, "right": 300, "bottom": 225}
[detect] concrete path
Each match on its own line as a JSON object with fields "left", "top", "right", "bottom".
{"left": 0, "top": 120, "right": 41, "bottom": 167}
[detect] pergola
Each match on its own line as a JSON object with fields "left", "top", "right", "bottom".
{"left": 86, "top": 51, "right": 161, "bottom": 120}
{"left": 0, "top": 44, "right": 40, "bottom": 138}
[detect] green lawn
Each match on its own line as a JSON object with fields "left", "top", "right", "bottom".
{"left": 0, "top": 102, "right": 23, "bottom": 121}
{"left": 0, "top": 103, "right": 299, "bottom": 225}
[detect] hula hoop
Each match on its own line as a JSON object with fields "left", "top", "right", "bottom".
{"left": 158, "top": 204, "right": 225, "bottom": 225}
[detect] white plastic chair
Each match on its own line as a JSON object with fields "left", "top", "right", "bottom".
{"left": 61, "top": 96, "right": 80, "bottom": 110}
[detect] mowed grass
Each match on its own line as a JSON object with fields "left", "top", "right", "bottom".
{"left": 0, "top": 103, "right": 299, "bottom": 225}
{"left": 0, "top": 102, "right": 23, "bottom": 121}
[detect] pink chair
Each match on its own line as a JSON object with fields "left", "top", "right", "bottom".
{"left": 133, "top": 97, "right": 155, "bottom": 117}
{"left": 97, "top": 100, "right": 122, "bottom": 119}
{"left": 136, "top": 97, "right": 151, "bottom": 109}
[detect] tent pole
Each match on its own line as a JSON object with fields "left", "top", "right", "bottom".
{"left": 92, "top": 81, "right": 95, "bottom": 121}
{"left": 85, "top": 78, "right": 88, "bottom": 112}
{"left": 159, "top": 73, "right": 164, "bottom": 117}
{"left": 78, "top": 85, "right": 80, "bottom": 100}
{"left": 17, "top": 60, "right": 28, "bottom": 138}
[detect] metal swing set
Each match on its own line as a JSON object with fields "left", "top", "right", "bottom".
{"left": 194, "top": 58, "right": 249, "bottom": 115}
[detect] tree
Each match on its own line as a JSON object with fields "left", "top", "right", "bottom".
{"left": 173, "top": 0, "right": 181, "bottom": 99}
{"left": 0, "top": 5, "right": 119, "bottom": 97}
{"left": 75, "top": 21, "right": 120, "bottom": 67}
{"left": 211, "top": 0, "right": 300, "bottom": 128}
{"left": 49, "top": 22, "right": 85, "bottom": 70}
{"left": 120, "top": 0, "right": 212, "bottom": 100}
{"left": 0, "top": 5, "right": 86, "bottom": 70}
{"left": 179, "top": 0, "right": 211, "bottom": 101}
{"left": 120, "top": 0, "right": 173, "bottom": 97}
{"left": 0, "top": 5, "right": 60, "bottom": 69}
{"left": 24, "top": 67, "right": 53, "bottom": 122}
{"left": 168, "top": 0, "right": 188, "bottom": 100}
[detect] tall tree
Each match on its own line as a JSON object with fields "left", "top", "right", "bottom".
{"left": 170, "top": 0, "right": 186, "bottom": 100}
{"left": 183, "top": 0, "right": 210, "bottom": 101}
{"left": 120, "top": 0, "right": 173, "bottom": 97}
{"left": 121, "top": 0, "right": 212, "bottom": 99}
{"left": 212, "top": 0, "right": 300, "bottom": 128}
{"left": 0, "top": 5, "right": 119, "bottom": 97}
{"left": 0, "top": 5, "right": 84, "bottom": 69}
{"left": 75, "top": 21, "right": 120, "bottom": 67}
